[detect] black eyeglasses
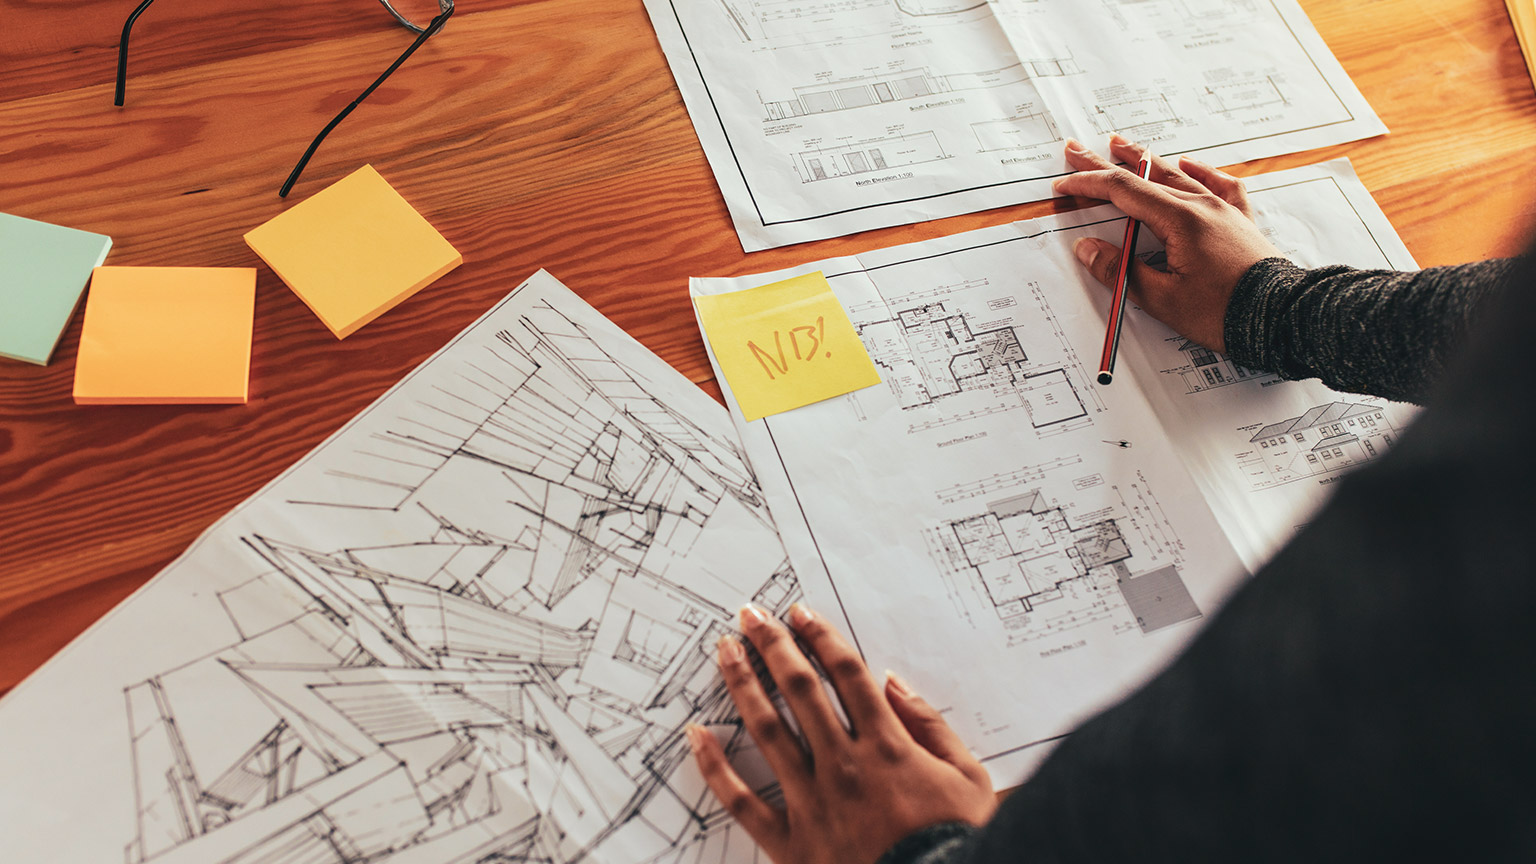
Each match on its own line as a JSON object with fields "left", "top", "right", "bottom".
{"left": 114, "top": 0, "right": 455, "bottom": 197}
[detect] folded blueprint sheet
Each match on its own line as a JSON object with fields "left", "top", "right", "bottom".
{"left": 692, "top": 159, "right": 1418, "bottom": 782}
{"left": 645, "top": 0, "right": 1386, "bottom": 251}
{"left": 0, "top": 272, "right": 794, "bottom": 864}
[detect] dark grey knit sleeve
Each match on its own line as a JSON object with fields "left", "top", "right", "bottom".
{"left": 1221, "top": 257, "right": 1515, "bottom": 404}
{"left": 875, "top": 821, "right": 980, "bottom": 864}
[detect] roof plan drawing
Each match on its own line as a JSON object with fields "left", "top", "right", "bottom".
{"left": 0, "top": 272, "right": 796, "bottom": 864}
{"left": 692, "top": 159, "right": 1417, "bottom": 782}
{"left": 644, "top": 0, "right": 1386, "bottom": 249}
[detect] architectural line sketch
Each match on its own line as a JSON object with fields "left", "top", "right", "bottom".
{"left": 928, "top": 478, "right": 1201, "bottom": 644}
{"left": 0, "top": 272, "right": 796, "bottom": 864}
{"left": 793, "top": 131, "right": 951, "bottom": 183}
{"left": 849, "top": 286, "right": 1100, "bottom": 434}
{"left": 761, "top": 59, "right": 1079, "bottom": 122}
{"left": 693, "top": 160, "right": 1415, "bottom": 780}
{"left": 647, "top": 0, "right": 1385, "bottom": 249}
{"left": 971, "top": 109, "right": 1062, "bottom": 153}
{"left": 1239, "top": 400, "right": 1399, "bottom": 489}
{"left": 1160, "top": 336, "right": 1277, "bottom": 394}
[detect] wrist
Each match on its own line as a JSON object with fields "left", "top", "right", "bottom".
{"left": 876, "top": 822, "right": 981, "bottom": 864}
{"left": 1223, "top": 256, "right": 1302, "bottom": 371}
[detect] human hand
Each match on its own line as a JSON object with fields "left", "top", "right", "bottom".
{"left": 1052, "top": 135, "right": 1282, "bottom": 353}
{"left": 687, "top": 603, "right": 996, "bottom": 864}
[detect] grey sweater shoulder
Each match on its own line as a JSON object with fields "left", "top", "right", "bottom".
{"left": 1221, "top": 257, "right": 1514, "bottom": 404}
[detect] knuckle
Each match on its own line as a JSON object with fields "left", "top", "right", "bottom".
{"left": 725, "top": 790, "right": 758, "bottom": 818}
{"left": 869, "top": 732, "right": 907, "bottom": 763}
{"left": 723, "top": 663, "right": 757, "bottom": 690}
{"left": 826, "top": 752, "right": 864, "bottom": 797}
{"left": 827, "top": 654, "right": 867, "bottom": 682}
{"left": 746, "top": 713, "right": 784, "bottom": 744}
{"left": 780, "top": 668, "right": 820, "bottom": 700}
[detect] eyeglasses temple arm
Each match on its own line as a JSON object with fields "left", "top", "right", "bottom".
{"left": 278, "top": 3, "right": 455, "bottom": 198}
{"left": 115, "top": 0, "right": 160, "bottom": 106}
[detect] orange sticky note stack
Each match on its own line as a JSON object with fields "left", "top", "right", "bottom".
{"left": 73, "top": 266, "right": 256, "bottom": 405}
{"left": 243, "top": 164, "right": 462, "bottom": 339}
{"left": 1509, "top": 0, "right": 1536, "bottom": 90}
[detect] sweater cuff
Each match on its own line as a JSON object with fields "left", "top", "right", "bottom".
{"left": 876, "top": 822, "right": 981, "bottom": 864}
{"left": 1222, "top": 256, "right": 1304, "bottom": 372}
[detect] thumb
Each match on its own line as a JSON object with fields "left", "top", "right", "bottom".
{"left": 1072, "top": 237, "right": 1169, "bottom": 300}
{"left": 885, "top": 672, "right": 989, "bottom": 784}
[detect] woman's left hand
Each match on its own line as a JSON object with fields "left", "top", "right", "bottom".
{"left": 688, "top": 603, "right": 997, "bottom": 864}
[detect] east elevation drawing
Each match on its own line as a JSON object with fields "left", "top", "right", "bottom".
{"left": 0, "top": 272, "right": 792, "bottom": 864}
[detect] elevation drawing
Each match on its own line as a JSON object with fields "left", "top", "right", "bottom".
{"left": 1240, "top": 400, "right": 1399, "bottom": 488}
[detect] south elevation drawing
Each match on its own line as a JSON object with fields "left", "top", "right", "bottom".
{"left": 117, "top": 274, "right": 793, "bottom": 864}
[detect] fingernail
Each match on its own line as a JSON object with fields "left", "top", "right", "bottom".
{"left": 1110, "top": 133, "right": 1131, "bottom": 146}
{"left": 1181, "top": 155, "right": 1208, "bottom": 168}
{"left": 885, "top": 669, "right": 915, "bottom": 698}
{"left": 1073, "top": 237, "right": 1100, "bottom": 268}
{"left": 685, "top": 723, "right": 706, "bottom": 755}
{"left": 718, "top": 634, "right": 745, "bottom": 664}
{"left": 1064, "top": 137, "right": 1085, "bottom": 153}
{"left": 788, "top": 602, "right": 814, "bottom": 629}
{"left": 739, "top": 603, "right": 768, "bottom": 632}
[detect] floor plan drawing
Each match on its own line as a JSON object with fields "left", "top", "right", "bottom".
{"left": 0, "top": 272, "right": 795, "bottom": 864}
{"left": 649, "top": 0, "right": 1384, "bottom": 249}
{"left": 1239, "top": 401, "right": 1400, "bottom": 489}
{"left": 852, "top": 292, "right": 1094, "bottom": 434}
{"left": 928, "top": 479, "right": 1201, "bottom": 644}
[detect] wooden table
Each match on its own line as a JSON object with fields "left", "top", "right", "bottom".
{"left": 2, "top": 0, "right": 1534, "bottom": 699}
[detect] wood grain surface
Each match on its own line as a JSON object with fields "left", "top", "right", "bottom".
{"left": 1, "top": 0, "right": 1534, "bottom": 699}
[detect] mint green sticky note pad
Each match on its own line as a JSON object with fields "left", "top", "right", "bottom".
{"left": 0, "top": 213, "right": 113, "bottom": 365}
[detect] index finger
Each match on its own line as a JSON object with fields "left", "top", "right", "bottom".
{"left": 1052, "top": 167, "right": 1188, "bottom": 236}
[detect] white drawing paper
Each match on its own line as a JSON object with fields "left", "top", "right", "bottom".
{"left": 0, "top": 272, "right": 794, "bottom": 864}
{"left": 691, "top": 159, "right": 1417, "bottom": 783}
{"left": 644, "top": 0, "right": 1387, "bottom": 250}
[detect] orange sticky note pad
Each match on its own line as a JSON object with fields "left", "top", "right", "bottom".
{"left": 243, "top": 164, "right": 462, "bottom": 339}
{"left": 694, "top": 272, "right": 881, "bottom": 422}
{"left": 73, "top": 266, "right": 256, "bottom": 405}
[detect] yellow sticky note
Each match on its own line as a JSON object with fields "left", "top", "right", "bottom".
{"left": 243, "top": 164, "right": 461, "bottom": 339}
{"left": 73, "top": 266, "right": 255, "bottom": 405}
{"left": 694, "top": 272, "right": 880, "bottom": 422}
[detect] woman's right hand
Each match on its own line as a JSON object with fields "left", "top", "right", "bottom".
{"left": 1053, "top": 136, "right": 1283, "bottom": 354}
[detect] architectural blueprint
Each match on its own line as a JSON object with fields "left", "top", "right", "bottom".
{"left": 692, "top": 159, "right": 1414, "bottom": 781}
{"left": 0, "top": 272, "right": 794, "bottom": 863}
{"left": 645, "top": 0, "right": 1386, "bottom": 249}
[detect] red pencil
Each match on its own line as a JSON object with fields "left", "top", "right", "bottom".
{"left": 1096, "top": 156, "right": 1153, "bottom": 386}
